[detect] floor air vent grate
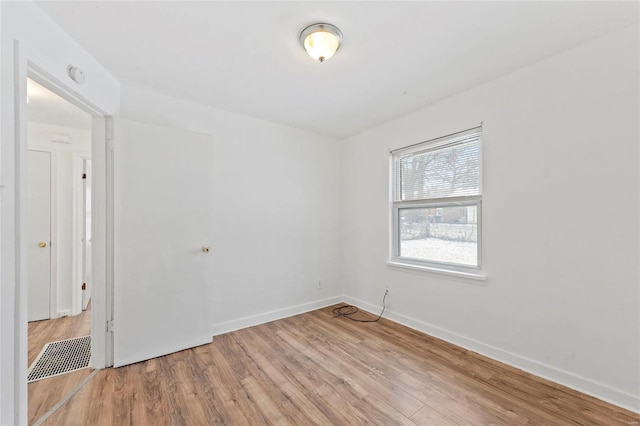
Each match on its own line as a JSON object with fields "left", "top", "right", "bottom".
{"left": 28, "top": 335, "right": 91, "bottom": 383}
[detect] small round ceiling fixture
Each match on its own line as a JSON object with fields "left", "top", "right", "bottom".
{"left": 300, "top": 23, "right": 342, "bottom": 63}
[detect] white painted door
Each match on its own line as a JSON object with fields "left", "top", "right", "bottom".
{"left": 27, "top": 150, "right": 52, "bottom": 322}
{"left": 113, "top": 119, "right": 214, "bottom": 367}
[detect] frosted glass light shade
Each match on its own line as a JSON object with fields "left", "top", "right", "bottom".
{"left": 300, "top": 23, "right": 342, "bottom": 63}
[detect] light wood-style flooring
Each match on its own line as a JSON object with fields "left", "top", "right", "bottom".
{"left": 28, "top": 304, "right": 92, "bottom": 425}
{"left": 33, "top": 304, "right": 639, "bottom": 425}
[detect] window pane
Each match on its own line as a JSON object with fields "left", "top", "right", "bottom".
{"left": 399, "top": 205, "right": 478, "bottom": 266}
{"left": 396, "top": 139, "right": 480, "bottom": 201}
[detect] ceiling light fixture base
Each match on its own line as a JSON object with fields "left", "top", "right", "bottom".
{"left": 300, "top": 23, "right": 343, "bottom": 63}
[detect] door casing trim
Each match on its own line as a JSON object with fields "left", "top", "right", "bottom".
{"left": 8, "top": 40, "right": 115, "bottom": 424}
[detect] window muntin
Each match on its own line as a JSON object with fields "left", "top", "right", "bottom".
{"left": 391, "top": 127, "right": 482, "bottom": 270}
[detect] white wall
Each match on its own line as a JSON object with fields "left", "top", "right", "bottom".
{"left": 341, "top": 25, "right": 639, "bottom": 411}
{"left": 0, "top": 2, "right": 119, "bottom": 424}
{"left": 27, "top": 122, "right": 91, "bottom": 317}
{"left": 2, "top": 2, "right": 637, "bottom": 423}
{"left": 117, "top": 85, "right": 343, "bottom": 335}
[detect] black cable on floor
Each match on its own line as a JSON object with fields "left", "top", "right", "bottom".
{"left": 332, "top": 290, "right": 388, "bottom": 323}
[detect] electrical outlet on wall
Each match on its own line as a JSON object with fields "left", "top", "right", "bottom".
{"left": 317, "top": 280, "right": 323, "bottom": 290}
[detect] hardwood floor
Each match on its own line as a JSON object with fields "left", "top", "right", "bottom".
{"left": 36, "top": 304, "right": 639, "bottom": 425}
{"left": 29, "top": 304, "right": 92, "bottom": 425}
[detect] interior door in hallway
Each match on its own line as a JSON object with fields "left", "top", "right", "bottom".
{"left": 27, "top": 150, "right": 52, "bottom": 322}
{"left": 113, "top": 118, "right": 215, "bottom": 367}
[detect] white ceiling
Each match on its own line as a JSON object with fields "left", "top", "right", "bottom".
{"left": 27, "top": 78, "right": 93, "bottom": 130}
{"left": 36, "top": 1, "right": 638, "bottom": 138}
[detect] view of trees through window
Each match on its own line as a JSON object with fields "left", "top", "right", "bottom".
{"left": 393, "top": 132, "right": 481, "bottom": 268}
{"left": 398, "top": 141, "right": 479, "bottom": 201}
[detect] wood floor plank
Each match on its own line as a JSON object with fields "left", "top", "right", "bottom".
{"left": 34, "top": 304, "right": 640, "bottom": 425}
{"left": 410, "top": 404, "right": 459, "bottom": 426}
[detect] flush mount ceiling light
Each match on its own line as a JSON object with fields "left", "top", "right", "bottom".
{"left": 300, "top": 23, "right": 342, "bottom": 63}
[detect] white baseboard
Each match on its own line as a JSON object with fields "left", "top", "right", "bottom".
{"left": 211, "top": 296, "right": 343, "bottom": 337}
{"left": 342, "top": 295, "right": 640, "bottom": 414}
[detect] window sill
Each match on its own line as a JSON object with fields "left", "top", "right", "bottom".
{"left": 385, "top": 260, "right": 487, "bottom": 281}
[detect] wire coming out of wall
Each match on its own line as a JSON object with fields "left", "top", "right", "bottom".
{"left": 332, "top": 290, "right": 388, "bottom": 323}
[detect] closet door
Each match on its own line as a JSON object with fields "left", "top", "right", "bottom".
{"left": 113, "top": 118, "right": 214, "bottom": 367}
{"left": 27, "top": 150, "right": 52, "bottom": 322}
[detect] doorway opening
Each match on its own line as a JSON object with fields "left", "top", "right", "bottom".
{"left": 25, "top": 78, "right": 94, "bottom": 423}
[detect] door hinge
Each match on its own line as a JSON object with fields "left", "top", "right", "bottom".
{"left": 82, "top": 282, "right": 86, "bottom": 290}
{"left": 82, "top": 173, "right": 87, "bottom": 180}
{"left": 106, "top": 320, "right": 115, "bottom": 333}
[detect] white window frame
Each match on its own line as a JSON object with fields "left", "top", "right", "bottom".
{"left": 388, "top": 127, "right": 485, "bottom": 278}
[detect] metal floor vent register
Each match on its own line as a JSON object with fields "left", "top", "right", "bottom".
{"left": 28, "top": 335, "right": 91, "bottom": 383}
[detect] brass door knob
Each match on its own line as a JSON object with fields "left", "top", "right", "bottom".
{"left": 38, "top": 241, "right": 47, "bottom": 248}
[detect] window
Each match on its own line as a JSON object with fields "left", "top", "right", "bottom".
{"left": 390, "top": 127, "right": 482, "bottom": 272}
